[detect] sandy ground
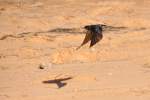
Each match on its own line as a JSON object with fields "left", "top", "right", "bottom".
{"left": 0, "top": 0, "right": 150, "bottom": 100}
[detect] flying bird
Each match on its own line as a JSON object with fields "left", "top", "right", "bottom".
{"left": 77, "top": 24, "right": 105, "bottom": 49}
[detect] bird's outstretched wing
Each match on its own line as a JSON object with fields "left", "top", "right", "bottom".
{"left": 90, "top": 32, "right": 103, "bottom": 47}
{"left": 76, "top": 30, "right": 92, "bottom": 50}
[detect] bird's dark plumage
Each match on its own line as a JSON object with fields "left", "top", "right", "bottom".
{"left": 77, "top": 24, "right": 103, "bottom": 49}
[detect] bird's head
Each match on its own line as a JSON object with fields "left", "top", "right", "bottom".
{"left": 84, "top": 24, "right": 104, "bottom": 33}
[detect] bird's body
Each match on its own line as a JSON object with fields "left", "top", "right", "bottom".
{"left": 77, "top": 24, "right": 104, "bottom": 49}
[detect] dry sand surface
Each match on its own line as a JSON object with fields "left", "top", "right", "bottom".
{"left": 1, "top": 0, "right": 150, "bottom": 100}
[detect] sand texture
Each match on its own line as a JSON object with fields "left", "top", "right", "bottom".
{"left": 0, "top": 0, "right": 150, "bottom": 100}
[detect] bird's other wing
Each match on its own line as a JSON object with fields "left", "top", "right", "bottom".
{"left": 90, "top": 32, "right": 103, "bottom": 47}
{"left": 76, "top": 30, "right": 92, "bottom": 50}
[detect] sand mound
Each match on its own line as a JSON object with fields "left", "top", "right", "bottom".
{"left": 51, "top": 48, "right": 98, "bottom": 64}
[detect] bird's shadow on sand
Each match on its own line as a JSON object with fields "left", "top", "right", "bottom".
{"left": 42, "top": 77, "right": 73, "bottom": 89}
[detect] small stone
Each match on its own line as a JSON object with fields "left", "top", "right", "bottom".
{"left": 39, "top": 64, "right": 44, "bottom": 69}
{"left": 38, "top": 62, "right": 52, "bottom": 69}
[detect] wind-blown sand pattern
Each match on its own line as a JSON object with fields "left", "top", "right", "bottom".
{"left": 1, "top": 0, "right": 150, "bottom": 100}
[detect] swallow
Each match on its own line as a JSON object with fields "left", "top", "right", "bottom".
{"left": 77, "top": 24, "right": 105, "bottom": 49}
{"left": 43, "top": 77, "right": 73, "bottom": 88}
